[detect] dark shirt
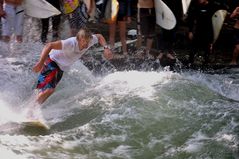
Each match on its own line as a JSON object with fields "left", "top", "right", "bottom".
{"left": 187, "top": 1, "right": 216, "bottom": 43}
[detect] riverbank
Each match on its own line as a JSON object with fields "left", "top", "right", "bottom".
{"left": 0, "top": 15, "right": 236, "bottom": 71}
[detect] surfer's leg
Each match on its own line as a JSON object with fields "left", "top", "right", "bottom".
{"left": 36, "top": 88, "right": 55, "bottom": 104}
{"left": 35, "top": 58, "right": 64, "bottom": 104}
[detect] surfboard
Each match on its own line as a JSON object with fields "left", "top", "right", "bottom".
{"left": 154, "top": 0, "right": 177, "bottom": 30}
{"left": 62, "top": 0, "right": 79, "bottom": 14}
{"left": 24, "top": 0, "right": 61, "bottom": 18}
{"left": 212, "top": 9, "right": 227, "bottom": 43}
{"left": 22, "top": 120, "right": 49, "bottom": 130}
{"left": 182, "top": 0, "right": 192, "bottom": 15}
{"left": 104, "top": 0, "right": 119, "bottom": 24}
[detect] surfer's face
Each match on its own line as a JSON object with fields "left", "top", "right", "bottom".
{"left": 79, "top": 38, "right": 89, "bottom": 49}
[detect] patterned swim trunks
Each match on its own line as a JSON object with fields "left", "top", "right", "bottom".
{"left": 36, "top": 57, "right": 63, "bottom": 91}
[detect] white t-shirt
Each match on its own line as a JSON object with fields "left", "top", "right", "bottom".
{"left": 49, "top": 35, "right": 98, "bottom": 71}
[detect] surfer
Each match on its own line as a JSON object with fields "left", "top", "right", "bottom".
{"left": 0, "top": 0, "right": 24, "bottom": 42}
{"left": 230, "top": 6, "right": 239, "bottom": 65}
{"left": 136, "top": 0, "right": 156, "bottom": 59}
{"left": 33, "top": 28, "right": 113, "bottom": 104}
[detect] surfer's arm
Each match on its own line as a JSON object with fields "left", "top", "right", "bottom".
{"left": 94, "top": 34, "right": 113, "bottom": 60}
{"left": 33, "top": 41, "right": 62, "bottom": 73}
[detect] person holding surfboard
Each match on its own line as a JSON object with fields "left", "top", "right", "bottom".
{"left": 41, "top": 0, "right": 61, "bottom": 43}
{"left": 33, "top": 28, "right": 113, "bottom": 104}
{"left": 136, "top": 0, "right": 156, "bottom": 59}
{"left": 0, "top": 0, "right": 24, "bottom": 42}
{"left": 108, "top": 0, "right": 132, "bottom": 56}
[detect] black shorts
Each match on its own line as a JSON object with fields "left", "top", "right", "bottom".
{"left": 137, "top": 8, "right": 156, "bottom": 38}
{"left": 117, "top": 1, "right": 128, "bottom": 21}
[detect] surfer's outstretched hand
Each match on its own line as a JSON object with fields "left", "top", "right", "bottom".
{"left": 33, "top": 62, "right": 43, "bottom": 73}
{"left": 103, "top": 49, "right": 113, "bottom": 60}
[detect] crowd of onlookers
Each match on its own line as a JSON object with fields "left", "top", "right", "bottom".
{"left": 1, "top": 0, "right": 239, "bottom": 66}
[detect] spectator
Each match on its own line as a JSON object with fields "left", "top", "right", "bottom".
{"left": 1, "top": 0, "right": 24, "bottom": 42}
{"left": 229, "top": 6, "right": 239, "bottom": 65}
{"left": 108, "top": 0, "right": 132, "bottom": 56}
{"left": 41, "top": 0, "right": 61, "bottom": 43}
{"left": 186, "top": 0, "right": 216, "bottom": 65}
{"left": 136, "top": 0, "right": 156, "bottom": 59}
{"left": 62, "top": 0, "right": 95, "bottom": 36}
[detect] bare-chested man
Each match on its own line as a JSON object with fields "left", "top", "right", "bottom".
{"left": 1, "top": 0, "right": 24, "bottom": 42}
{"left": 137, "top": 0, "right": 156, "bottom": 58}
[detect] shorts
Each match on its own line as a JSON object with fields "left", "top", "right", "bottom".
{"left": 117, "top": 1, "right": 128, "bottom": 21}
{"left": 1, "top": 3, "right": 24, "bottom": 36}
{"left": 36, "top": 57, "right": 63, "bottom": 91}
{"left": 67, "top": 2, "right": 89, "bottom": 30}
{"left": 137, "top": 8, "right": 156, "bottom": 38}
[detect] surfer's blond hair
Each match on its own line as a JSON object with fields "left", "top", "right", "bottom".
{"left": 76, "top": 28, "right": 92, "bottom": 43}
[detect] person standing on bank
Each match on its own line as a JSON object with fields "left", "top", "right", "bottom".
{"left": 62, "top": 0, "right": 95, "bottom": 36}
{"left": 1, "top": 0, "right": 24, "bottom": 42}
{"left": 33, "top": 28, "right": 113, "bottom": 104}
{"left": 186, "top": 0, "right": 215, "bottom": 65}
{"left": 136, "top": 0, "right": 156, "bottom": 59}
{"left": 41, "top": 0, "right": 61, "bottom": 43}
{"left": 230, "top": 6, "right": 239, "bottom": 65}
{"left": 108, "top": 0, "right": 132, "bottom": 56}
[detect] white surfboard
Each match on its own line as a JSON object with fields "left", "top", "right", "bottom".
{"left": 104, "top": 0, "right": 119, "bottom": 24}
{"left": 182, "top": 0, "right": 191, "bottom": 15}
{"left": 212, "top": 10, "right": 227, "bottom": 43}
{"left": 154, "top": 0, "right": 177, "bottom": 30}
{"left": 24, "top": 0, "right": 61, "bottom": 18}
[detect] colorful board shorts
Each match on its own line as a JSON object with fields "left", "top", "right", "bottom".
{"left": 36, "top": 57, "right": 63, "bottom": 92}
